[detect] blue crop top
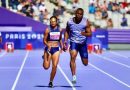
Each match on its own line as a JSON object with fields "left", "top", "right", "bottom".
{"left": 47, "top": 26, "right": 61, "bottom": 41}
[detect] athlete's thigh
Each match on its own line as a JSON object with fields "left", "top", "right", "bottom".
{"left": 69, "top": 42, "right": 78, "bottom": 59}
{"left": 79, "top": 43, "right": 88, "bottom": 60}
{"left": 52, "top": 51, "right": 60, "bottom": 66}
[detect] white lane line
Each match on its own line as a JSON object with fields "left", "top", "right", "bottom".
{"left": 109, "top": 51, "right": 129, "bottom": 59}
{"left": 58, "top": 65, "right": 76, "bottom": 90}
{"left": 0, "top": 51, "right": 6, "bottom": 57}
{"left": 11, "top": 51, "right": 29, "bottom": 90}
{"left": 89, "top": 63, "right": 130, "bottom": 88}
{"left": 93, "top": 53, "right": 130, "bottom": 69}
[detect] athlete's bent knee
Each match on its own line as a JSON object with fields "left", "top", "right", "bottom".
{"left": 82, "top": 59, "right": 88, "bottom": 66}
{"left": 43, "top": 66, "right": 49, "bottom": 70}
{"left": 83, "top": 62, "right": 88, "bottom": 66}
{"left": 43, "top": 64, "right": 50, "bottom": 70}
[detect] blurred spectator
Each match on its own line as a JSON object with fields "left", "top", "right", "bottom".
{"left": 43, "top": 9, "right": 50, "bottom": 24}
{"left": 107, "top": 18, "right": 113, "bottom": 28}
{"left": 38, "top": 0, "right": 46, "bottom": 12}
{"left": 53, "top": 5, "right": 64, "bottom": 16}
{"left": 1, "top": 0, "right": 6, "bottom": 7}
{"left": 95, "top": 7, "right": 102, "bottom": 20}
{"left": 17, "top": 0, "right": 27, "bottom": 16}
{"left": 19, "top": 1, "right": 34, "bottom": 17}
{"left": 121, "top": 0, "right": 128, "bottom": 9}
{"left": 9, "top": 0, "right": 19, "bottom": 10}
{"left": 102, "top": 8, "right": 108, "bottom": 19}
{"left": 89, "top": 3, "right": 96, "bottom": 14}
{"left": 108, "top": 1, "right": 113, "bottom": 11}
{"left": 95, "top": 7, "right": 102, "bottom": 26}
{"left": 25, "top": 3, "right": 34, "bottom": 18}
{"left": 39, "top": 0, "right": 50, "bottom": 23}
{"left": 31, "top": 2, "right": 40, "bottom": 20}
{"left": 121, "top": 14, "right": 128, "bottom": 27}
{"left": 112, "top": 0, "right": 119, "bottom": 12}
{"left": 95, "top": 0, "right": 100, "bottom": 8}
{"left": 72, "top": 0, "right": 80, "bottom": 11}
{"left": 39, "top": 11, "right": 44, "bottom": 23}
{"left": 120, "top": 3, "right": 126, "bottom": 14}
{"left": 100, "top": 0, "right": 107, "bottom": 11}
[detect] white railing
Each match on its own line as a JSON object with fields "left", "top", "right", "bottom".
{"left": 0, "top": 0, "right": 1, "bottom": 7}
{"left": 6, "top": 0, "right": 9, "bottom": 8}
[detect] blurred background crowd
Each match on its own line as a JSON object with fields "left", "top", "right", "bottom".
{"left": 0, "top": 0, "right": 130, "bottom": 29}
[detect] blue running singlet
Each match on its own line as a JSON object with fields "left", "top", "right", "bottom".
{"left": 67, "top": 17, "right": 88, "bottom": 44}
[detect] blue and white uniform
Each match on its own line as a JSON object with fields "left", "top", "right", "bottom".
{"left": 45, "top": 26, "right": 61, "bottom": 55}
{"left": 67, "top": 17, "right": 87, "bottom": 44}
{"left": 67, "top": 17, "right": 88, "bottom": 59}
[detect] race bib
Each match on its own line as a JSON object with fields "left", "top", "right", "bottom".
{"left": 50, "top": 32, "right": 60, "bottom": 40}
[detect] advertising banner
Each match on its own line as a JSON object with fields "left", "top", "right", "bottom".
{"left": 0, "top": 32, "right": 44, "bottom": 49}
{"left": 88, "top": 29, "right": 108, "bottom": 49}
{"left": 0, "top": 29, "right": 108, "bottom": 49}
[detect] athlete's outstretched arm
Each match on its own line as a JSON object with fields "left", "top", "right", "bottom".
{"left": 81, "top": 20, "right": 92, "bottom": 37}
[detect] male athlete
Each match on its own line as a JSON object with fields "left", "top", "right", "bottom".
{"left": 64, "top": 8, "right": 92, "bottom": 83}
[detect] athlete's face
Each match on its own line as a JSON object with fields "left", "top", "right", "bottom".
{"left": 75, "top": 10, "right": 83, "bottom": 21}
{"left": 50, "top": 18, "right": 57, "bottom": 27}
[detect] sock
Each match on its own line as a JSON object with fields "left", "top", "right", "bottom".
{"left": 73, "top": 75, "right": 76, "bottom": 81}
